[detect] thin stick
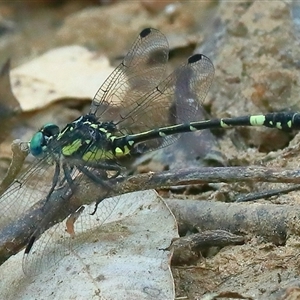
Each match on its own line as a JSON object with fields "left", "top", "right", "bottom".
{"left": 0, "top": 165, "right": 299, "bottom": 265}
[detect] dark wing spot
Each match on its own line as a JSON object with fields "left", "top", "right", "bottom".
{"left": 140, "top": 28, "right": 151, "bottom": 38}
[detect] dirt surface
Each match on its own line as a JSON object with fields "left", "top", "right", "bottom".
{"left": 1, "top": 1, "right": 300, "bottom": 299}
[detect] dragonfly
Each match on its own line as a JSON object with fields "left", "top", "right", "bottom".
{"left": 0, "top": 27, "right": 300, "bottom": 276}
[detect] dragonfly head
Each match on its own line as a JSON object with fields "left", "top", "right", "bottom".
{"left": 29, "top": 123, "right": 60, "bottom": 157}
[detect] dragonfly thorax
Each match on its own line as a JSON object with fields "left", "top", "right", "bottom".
{"left": 56, "top": 114, "right": 120, "bottom": 162}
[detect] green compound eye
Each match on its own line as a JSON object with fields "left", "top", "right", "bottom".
{"left": 29, "top": 124, "right": 60, "bottom": 157}
{"left": 42, "top": 123, "right": 60, "bottom": 137}
{"left": 29, "top": 131, "right": 44, "bottom": 157}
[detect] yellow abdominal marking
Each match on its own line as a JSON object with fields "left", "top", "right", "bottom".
{"left": 249, "top": 115, "right": 265, "bottom": 126}
{"left": 116, "top": 145, "right": 130, "bottom": 156}
{"left": 220, "top": 119, "right": 230, "bottom": 128}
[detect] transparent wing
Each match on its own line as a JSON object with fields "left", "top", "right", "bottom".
{"left": 22, "top": 193, "right": 120, "bottom": 276}
{"left": 118, "top": 54, "right": 214, "bottom": 149}
{"left": 0, "top": 158, "right": 60, "bottom": 229}
{"left": 89, "top": 28, "right": 169, "bottom": 123}
{"left": 21, "top": 145, "right": 122, "bottom": 275}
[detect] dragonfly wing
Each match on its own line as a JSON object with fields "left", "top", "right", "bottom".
{"left": 22, "top": 194, "right": 120, "bottom": 276}
{"left": 89, "top": 28, "right": 169, "bottom": 124}
{"left": 0, "top": 158, "right": 60, "bottom": 228}
{"left": 123, "top": 54, "right": 215, "bottom": 150}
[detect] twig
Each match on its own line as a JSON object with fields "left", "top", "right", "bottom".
{"left": 0, "top": 165, "right": 300, "bottom": 265}
{"left": 0, "top": 140, "right": 28, "bottom": 195}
